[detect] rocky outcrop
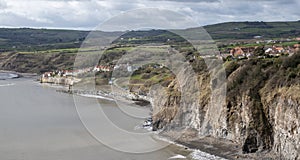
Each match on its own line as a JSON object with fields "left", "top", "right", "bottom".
{"left": 261, "top": 86, "right": 300, "bottom": 160}
{"left": 150, "top": 55, "right": 300, "bottom": 159}
{"left": 40, "top": 77, "right": 80, "bottom": 85}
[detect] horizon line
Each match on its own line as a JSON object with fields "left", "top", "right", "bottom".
{"left": 0, "top": 20, "right": 299, "bottom": 31}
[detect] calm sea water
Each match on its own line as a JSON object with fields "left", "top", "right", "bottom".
{"left": 0, "top": 75, "right": 223, "bottom": 160}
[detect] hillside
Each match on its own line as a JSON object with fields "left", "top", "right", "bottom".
{"left": 203, "top": 21, "right": 300, "bottom": 40}
{"left": 1, "top": 21, "right": 300, "bottom": 52}
{"left": 0, "top": 28, "right": 88, "bottom": 52}
{"left": 114, "top": 21, "right": 300, "bottom": 44}
{"left": 0, "top": 52, "right": 76, "bottom": 73}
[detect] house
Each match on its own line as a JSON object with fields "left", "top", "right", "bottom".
{"left": 246, "top": 52, "right": 254, "bottom": 58}
{"left": 93, "top": 65, "right": 112, "bottom": 72}
{"left": 42, "top": 72, "right": 53, "bottom": 78}
{"left": 275, "top": 47, "right": 285, "bottom": 53}
{"left": 102, "top": 66, "right": 112, "bottom": 72}
{"left": 294, "top": 44, "right": 300, "bottom": 52}
{"left": 265, "top": 48, "right": 280, "bottom": 56}
{"left": 64, "top": 70, "right": 74, "bottom": 77}
{"left": 93, "top": 66, "right": 101, "bottom": 72}
{"left": 230, "top": 47, "right": 245, "bottom": 58}
{"left": 114, "top": 65, "right": 120, "bottom": 70}
{"left": 265, "top": 46, "right": 286, "bottom": 56}
{"left": 265, "top": 48, "right": 273, "bottom": 54}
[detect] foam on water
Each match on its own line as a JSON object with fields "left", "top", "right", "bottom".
{"left": 0, "top": 73, "right": 19, "bottom": 79}
{"left": 78, "top": 93, "right": 114, "bottom": 101}
{"left": 153, "top": 135, "right": 227, "bottom": 160}
{"left": 190, "top": 150, "right": 227, "bottom": 160}
{"left": 0, "top": 83, "right": 15, "bottom": 87}
{"left": 168, "top": 154, "right": 187, "bottom": 159}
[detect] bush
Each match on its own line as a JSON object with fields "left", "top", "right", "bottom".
{"left": 225, "top": 61, "right": 240, "bottom": 77}
{"left": 282, "top": 52, "right": 300, "bottom": 68}
{"left": 253, "top": 46, "right": 265, "bottom": 56}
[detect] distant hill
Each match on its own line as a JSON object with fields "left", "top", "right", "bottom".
{"left": 109, "top": 21, "right": 300, "bottom": 44}
{"left": 0, "top": 28, "right": 88, "bottom": 52}
{"left": 203, "top": 21, "right": 300, "bottom": 40}
{"left": 1, "top": 21, "right": 300, "bottom": 51}
{"left": 113, "top": 21, "right": 300, "bottom": 44}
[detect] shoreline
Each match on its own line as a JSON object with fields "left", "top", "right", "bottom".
{"left": 3, "top": 77, "right": 230, "bottom": 160}
{"left": 39, "top": 81, "right": 252, "bottom": 160}
{"left": 51, "top": 84, "right": 234, "bottom": 159}
{"left": 157, "top": 129, "right": 275, "bottom": 160}
{"left": 0, "top": 70, "right": 38, "bottom": 79}
{"left": 54, "top": 85, "right": 149, "bottom": 107}
{"left": 153, "top": 135, "right": 230, "bottom": 160}
{"left": 68, "top": 87, "right": 231, "bottom": 160}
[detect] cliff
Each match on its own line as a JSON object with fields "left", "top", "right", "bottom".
{"left": 150, "top": 53, "right": 300, "bottom": 159}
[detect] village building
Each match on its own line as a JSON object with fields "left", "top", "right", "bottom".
{"left": 230, "top": 47, "right": 255, "bottom": 59}
{"left": 264, "top": 44, "right": 300, "bottom": 56}
{"left": 294, "top": 44, "right": 300, "bottom": 52}
{"left": 93, "top": 65, "right": 112, "bottom": 72}
{"left": 230, "top": 47, "right": 245, "bottom": 58}
{"left": 275, "top": 46, "right": 285, "bottom": 53}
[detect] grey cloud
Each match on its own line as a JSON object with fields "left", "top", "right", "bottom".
{"left": 149, "top": 0, "right": 219, "bottom": 2}
{"left": 0, "top": 0, "right": 7, "bottom": 9}
{"left": 0, "top": 0, "right": 299, "bottom": 29}
{"left": 99, "top": 8, "right": 199, "bottom": 31}
{"left": 0, "top": 12, "right": 48, "bottom": 27}
{"left": 175, "top": 0, "right": 300, "bottom": 27}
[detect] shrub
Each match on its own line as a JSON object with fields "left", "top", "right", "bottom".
{"left": 282, "top": 52, "right": 300, "bottom": 69}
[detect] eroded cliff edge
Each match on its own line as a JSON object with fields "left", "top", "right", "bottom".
{"left": 150, "top": 53, "right": 300, "bottom": 159}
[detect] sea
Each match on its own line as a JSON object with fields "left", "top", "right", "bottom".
{"left": 0, "top": 73, "right": 225, "bottom": 160}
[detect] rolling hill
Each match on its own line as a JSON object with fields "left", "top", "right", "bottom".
{"left": 203, "top": 21, "right": 300, "bottom": 40}
{"left": 1, "top": 21, "right": 300, "bottom": 52}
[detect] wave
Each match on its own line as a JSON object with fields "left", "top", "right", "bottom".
{"left": 77, "top": 93, "right": 115, "bottom": 101}
{"left": 190, "top": 150, "right": 226, "bottom": 160}
{"left": 0, "top": 83, "right": 15, "bottom": 87}
{"left": 168, "top": 154, "right": 187, "bottom": 159}
{"left": 0, "top": 72, "right": 19, "bottom": 79}
{"left": 153, "top": 135, "right": 227, "bottom": 160}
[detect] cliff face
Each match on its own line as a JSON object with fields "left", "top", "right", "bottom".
{"left": 151, "top": 54, "right": 300, "bottom": 159}
{"left": 261, "top": 86, "right": 300, "bottom": 159}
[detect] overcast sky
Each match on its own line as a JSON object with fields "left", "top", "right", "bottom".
{"left": 0, "top": 0, "right": 299, "bottom": 30}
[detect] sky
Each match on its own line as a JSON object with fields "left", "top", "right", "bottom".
{"left": 0, "top": 0, "right": 299, "bottom": 30}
